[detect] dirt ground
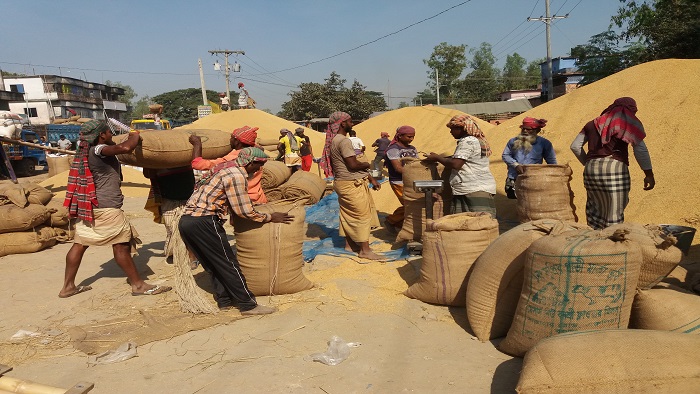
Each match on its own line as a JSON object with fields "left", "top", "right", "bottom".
{"left": 0, "top": 170, "right": 520, "bottom": 394}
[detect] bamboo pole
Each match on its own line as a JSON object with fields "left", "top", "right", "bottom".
{"left": 0, "top": 137, "right": 76, "bottom": 155}
{"left": 0, "top": 376, "right": 66, "bottom": 394}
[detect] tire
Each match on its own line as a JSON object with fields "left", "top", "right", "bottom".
{"left": 14, "top": 158, "right": 36, "bottom": 177}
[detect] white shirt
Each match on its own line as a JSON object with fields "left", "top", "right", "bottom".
{"left": 449, "top": 136, "right": 497, "bottom": 195}
{"left": 348, "top": 136, "right": 365, "bottom": 151}
{"left": 238, "top": 89, "right": 248, "bottom": 106}
{"left": 221, "top": 96, "right": 230, "bottom": 105}
{"left": 57, "top": 139, "right": 72, "bottom": 150}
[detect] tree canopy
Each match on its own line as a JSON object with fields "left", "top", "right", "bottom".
{"left": 150, "top": 88, "right": 223, "bottom": 121}
{"left": 278, "top": 72, "right": 387, "bottom": 121}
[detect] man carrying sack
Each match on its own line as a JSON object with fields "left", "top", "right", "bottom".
{"left": 60, "top": 120, "right": 172, "bottom": 298}
{"left": 178, "top": 147, "right": 294, "bottom": 315}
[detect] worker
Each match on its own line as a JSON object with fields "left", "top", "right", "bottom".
{"left": 178, "top": 147, "right": 294, "bottom": 314}
{"left": 143, "top": 166, "right": 198, "bottom": 269}
{"left": 322, "top": 111, "right": 384, "bottom": 261}
{"left": 383, "top": 125, "right": 418, "bottom": 234}
{"left": 501, "top": 117, "right": 557, "bottom": 199}
{"left": 295, "top": 127, "right": 314, "bottom": 172}
{"left": 278, "top": 128, "right": 304, "bottom": 172}
{"left": 570, "top": 97, "right": 654, "bottom": 230}
{"left": 425, "top": 114, "right": 497, "bottom": 217}
{"left": 371, "top": 132, "right": 391, "bottom": 171}
{"left": 60, "top": 120, "right": 171, "bottom": 298}
{"left": 348, "top": 130, "right": 366, "bottom": 158}
{"left": 189, "top": 126, "right": 267, "bottom": 204}
{"left": 220, "top": 93, "right": 230, "bottom": 111}
{"left": 57, "top": 134, "right": 72, "bottom": 150}
{"left": 237, "top": 82, "right": 250, "bottom": 109}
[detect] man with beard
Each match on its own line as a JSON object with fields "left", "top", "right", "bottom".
{"left": 501, "top": 117, "right": 557, "bottom": 199}
{"left": 60, "top": 120, "right": 172, "bottom": 298}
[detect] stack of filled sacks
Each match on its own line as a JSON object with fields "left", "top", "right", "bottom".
{"left": 233, "top": 200, "right": 314, "bottom": 295}
{"left": 113, "top": 129, "right": 233, "bottom": 168}
{"left": 256, "top": 137, "right": 281, "bottom": 158}
{"left": 0, "top": 183, "right": 72, "bottom": 257}
{"left": 261, "top": 161, "right": 326, "bottom": 205}
{"left": 464, "top": 220, "right": 696, "bottom": 391}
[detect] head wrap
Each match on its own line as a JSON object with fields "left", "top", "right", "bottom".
{"left": 388, "top": 125, "right": 416, "bottom": 147}
{"left": 521, "top": 117, "right": 547, "bottom": 130}
{"left": 446, "top": 114, "right": 491, "bottom": 157}
{"left": 295, "top": 127, "right": 304, "bottom": 134}
{"left": 594, "top": 97, "right": 645, "bottom": 146}
{"left": 281, "top": 128, "right": 299, "bottom": 151}
{"left": 63, "top": 120, "right": 110, "bottom": 223}
{"left": 234, "top": 147, "right": 268, "bottom": 167}
{"left": 232, "top": 125, "right": 258, "bottom": 146}
{"left": 380, "top": 132, "right": 390, "bottom": 138}
{"left": 238, "top": 82, "right": 244, "bottom": 88}
{"left": 320, "top": 111, "right": 351, "bottom": 178}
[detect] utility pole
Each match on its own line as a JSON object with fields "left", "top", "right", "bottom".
{"left": 528, "top": 0, "right": 568, "bottom": 102}
{"left": 208, "top": 49, "right": 245, "bottom": 103}
{"left": 198, "top": 59, "right": 207, "bottom": 106}
{"left": 436, "top": 68, "right": 440, "bottom": 105}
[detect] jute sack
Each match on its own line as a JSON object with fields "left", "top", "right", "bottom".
{"left": 397, "top": 159, "right": 443, "bottom": 242}
{"left": 499, "top": 228, "right": 642, "bottom": 357}
{"left": 264, "top": 188, "right": 284, "bottom": 202}
{"left": 602, "top": 223, "right": 683, "bottom": 289}
{"left": 257, "top": 138, "right": 280, "bottom": 146}
{"left": 77, "top": 117, "right": 92, "bottom": 123}
{"left": 0, "top": 204, "right": 54, "bottom": 234}
{"left": 515, "top": 164, "right": 577, "bottom": 223}
{"left": 405, "top": 212, "right": 499, "bottom": 306}
{"left": 467, "top": 219, "right": 590, "bottom": 342}
{"left": 53, "top": 118, "right": 68, "bottom": 124}
{"left": 113, "top": 129, "right": 232, "bottom": 169}
{"left": 516, "top": 330, "right": 700, "bottom": 393}
{"left": 233, "top": 200, "right": 313, "bottom": 295}
{"left": 261, "top": 160, "right": 292, "bottom": 190}
{"left": 397, "top": 197, "right": 444, "bottom": 242}
{"left": 0, "top": 183, "right": 52, "bottom": 206}
{"left": 281, "top": 171, "right": 325, "bottom": 204}
{"left": 23, "top": 183, "right": 53, "bottom": 205}
{"left": 47, "top": 155, "right": 73, "bottom": 178}
{"left": 630, "top": 283, "right": 700, "bottom": 333}
{"left": 148, "top": 104, "right": 163, "bottom": 114}
{"left": 0, "top": 183, "right": 28, "bottom": 207}
{"left": 0, "top": 226, "right": 70, "bottom": 257}
{"left": 45, "top": 199, "right": 70, "bottom": 227}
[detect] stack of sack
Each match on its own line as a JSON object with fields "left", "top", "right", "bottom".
{"left": 261, "top": 161, "right": 326, "bottom": 205}
{"left": 0, "top": 183, "right": 72, "bottom": 257}
{"left": 51, "top": 115, "right": 88, "bottom": 125}
{"left": 462, "top": 219, "right": 697, "bottom": 391}
{"left": 256, "top": 137, "right": 281, "bottom": 158}
{"left": 233, "top": 199, "right": 314, "bottom": 296}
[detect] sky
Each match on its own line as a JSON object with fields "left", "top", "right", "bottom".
{"left": 2, "top": 0, "right": 622, "bottom": 115}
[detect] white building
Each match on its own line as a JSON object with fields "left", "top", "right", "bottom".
{"left": 2, "top": 75, "right": 127, "bottom": 125}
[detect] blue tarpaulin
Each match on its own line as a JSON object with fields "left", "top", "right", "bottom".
{"left": 303, "top": 192, "right": 408, "bottom": 262}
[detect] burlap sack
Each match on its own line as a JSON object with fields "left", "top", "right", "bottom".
{"left": 467, "top": 220, "right": 590, "bottom": 342}
{"left": 0, "top": 183, "right": 28, "bottom": 207}
{"left": 47, "top": 155, "right": 73, "bottom": 178}
{"left": 515, "top": 164, "right": 577, "bottom": 223}
{"left": 405, "top": 212, "right": 499, "bottom": 306}
{"left": 23, "top": 183, "right": 53, "bottom": 205}
{"left": 0, "top": 204, "right": 54, "bottom": 234}
{"left": 261, "top": 144, "right": 279, "bottom": 152}
{"left": 396, "top": 159, "right": 443, "bottom": 242}
{"left": 516, "top": 330, "right": 700, "bottom": 393}
{"left": 53, "top": 118, "right": 68, "bottom": 124}
{"left": 264, "top": 188, "right": 284, "bottom": 202}
{"left": 77, "top": 117, "right": 92, "bottom": 123}
{"left": 148, "top": 104, "right": 163, "bottom": 114}
{"left": 630, "top": 283, "right": 700, "bottom": 333}
{"left": 602, "top": 223, "right": 683, "bottom": 289}
{"left": 69, "top": 115, "right": 80, "bottom": 121}
{"left": 0, "top": 226, "right": 69, "bottom": 257}
{"left": 113, "top": 129, "right": 232, "bottom": 169}
{"left": 257, "top": 138, "right": 280, "bottom": 147}
{"left": 45, "top": 199, "right": 70, "bottom": 227}
{"left": 281, "top": 171, "right": 325, "bottom": 204}
{"left": 261, "top": 161, "right": 292, "bottom": 190}
{"left": 233, "top": 200, "right": 313, "bottom": 295}
{"left": 499, "top": 229, "right": 642, "bottom": 357}
{"left": 397, "top": 197, "right": 444, "bottom": 243}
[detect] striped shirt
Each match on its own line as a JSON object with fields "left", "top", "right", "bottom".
{"left": 183, "top": 166, "right": 270, "bottom": 223}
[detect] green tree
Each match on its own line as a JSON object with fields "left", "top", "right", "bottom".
{"left": 460, "top": 42, "right": 501, "bottom": 103}
{"left": 525, "top": 59, "right": 545, "bottom": 89}
{"left": 423, "top": 42, "right": 468, "bottom": 103}
{"left": 397, "top": 101, "right": 409, "bottom": 109}
{"left": 502, "top": 53, "right": 528, "bottom": 91}
{"left": 104, "top": 80, "right": 137, "bottom": 120}
{"left": 571, "top": 31, "right": 646, "bottom": 86}
{"left": 278, "top": 72, "right": 387, "bottom": 121}
{"left": 151, "top": 88, "right": 222, "bottom": 122}
{"left": 612, "top": 0, "right": 700, "bottom": 60}
{"left": 131, "top": 95, "right": 151, "bottom": 120}
{"left": 413, "top": 89, "right": 437, "bottom": 106}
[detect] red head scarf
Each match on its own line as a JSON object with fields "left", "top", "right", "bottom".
{"left": 521, "top": 117, "right": 547, "bottom": 129}
{"left": 594, "top": 97, "right": 645, "bottom": 146}
{"left": 320, "top": 111, "right": 351, "bottom": 178}
{"left": 232, "top": 126, "right": 258, "bottom": 146}
{"left": 446, "top": 114, "right": 491, "bottom": 157}
{"left": 388, "top": 125, "right": 415, "bottom": 147}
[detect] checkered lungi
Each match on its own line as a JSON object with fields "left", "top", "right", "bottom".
{"left": 583, "top": 157, "right": 631, "bottom": 230}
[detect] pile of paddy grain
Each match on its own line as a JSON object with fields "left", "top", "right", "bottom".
{"left": 488, "top": 59, "right": 700, "bottom": 233}
{"left": 179, "top": 109, "right": 326, "bottom": 174}
{"left": 39, "top": 165, "right": 150, "bottom": 200}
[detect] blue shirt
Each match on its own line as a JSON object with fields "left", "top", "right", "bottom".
{"left": 502, "top": 136, "right": 557, "bottom": 180}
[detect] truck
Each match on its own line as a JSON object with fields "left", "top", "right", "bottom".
{"left": 47, "top": 124, "right": 81, "bottom": 147}
{"left": 1, "top": 129, "right": 48, "bottom": 177}
{"left": 130, "top": 117, "right": 171, "bottom": 130}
